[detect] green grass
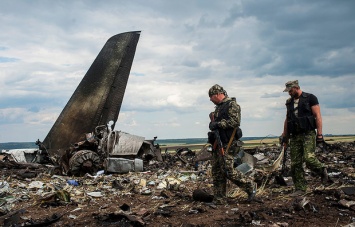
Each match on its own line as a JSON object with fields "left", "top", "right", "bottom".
{"left": 159, "top": 135, "right": 355, "bottom": 152}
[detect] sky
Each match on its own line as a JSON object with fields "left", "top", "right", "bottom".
{"left": 1, "top": 0, "right": 355, "bottom": 143}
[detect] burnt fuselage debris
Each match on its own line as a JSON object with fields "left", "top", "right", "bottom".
{"left": 36, "top": 125, "right": 161, "bottom": 177}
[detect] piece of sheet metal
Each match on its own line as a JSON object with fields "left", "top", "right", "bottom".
{"left": 107, "top": 131, "right": 145, "bottom": 156}
{"left": 236, "top": 163, "right": 253, "bottom": 175}
{"left": 43, "top": 31, "right": 141, "bottom": 154}
{"left": 2, "top": 149, "right": 38, "bottom": 163}
{"left": 104, "top": 158, "right": 143, "bottom": 173}
{"left": 240, "top": 150, "right": 257, "bottom": 167}
{"left": 261, "top": 145, "right": 285, "bottom": 172}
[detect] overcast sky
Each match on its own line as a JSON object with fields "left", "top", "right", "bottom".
{"left": 1, "top": 0, "right": 354, "bottom": 143}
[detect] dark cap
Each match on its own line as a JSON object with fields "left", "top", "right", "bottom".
{"left": 208, "top": 84, "right": 226, "bottom": 96}
{"left": 283, "top": 80, "right": 299, "bottom": 92}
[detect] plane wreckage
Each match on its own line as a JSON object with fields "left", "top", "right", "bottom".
{"left": 2, "top": 31, "right": 159, "bottom": 176}
{"left": 2, "top": 31, "right": 286, "bottom": 177}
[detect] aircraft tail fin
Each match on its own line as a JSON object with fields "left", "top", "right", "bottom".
{"left": 43, "top": 31, "right": 141, "bottom": 154}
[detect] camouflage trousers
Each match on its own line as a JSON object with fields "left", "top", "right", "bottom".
{"left": 211, "top": 147, "right": 254, "bottom": 199}
{"left": 290, "top": 130, "right": 325, "bottom": 191}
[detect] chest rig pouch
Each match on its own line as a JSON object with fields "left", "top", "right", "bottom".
{"left": 286, "top": 92, "right": 316, "bottom": 135}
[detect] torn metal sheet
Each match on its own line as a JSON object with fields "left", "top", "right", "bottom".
{"left": 104, "top": 158, "right": 143, "bottom": 173}
{"left": 242, "top": 151, "right": 257, "bottom": 167}
{"left": 107, "top": 131, "right": 145, "bottom": 156}
{"left": 2, "top": 149, "right": 38, "bottom": 163}
{"left": 236, "top": 163, "right": 253, "bottom": 175}
{"left": 260, "top": 145, "right": 285, "bottom": 172}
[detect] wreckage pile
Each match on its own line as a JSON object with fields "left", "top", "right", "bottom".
{"left": 0, "top": 141, "right": 354, "bottom": 226}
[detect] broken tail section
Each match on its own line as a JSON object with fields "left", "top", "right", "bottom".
{"left": 43, "top": 31, "right": 141, "bottom": 154}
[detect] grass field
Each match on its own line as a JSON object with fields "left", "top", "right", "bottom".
{"left": 234, "top": 135, "right": 355, "bottom": 149}
{"left": 160, "top": 135, "right": 355, "bottom": 152}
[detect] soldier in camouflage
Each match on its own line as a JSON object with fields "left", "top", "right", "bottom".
{"left": 208, "top": 84, "right": 256, "bottom": 204}
{"left": 281, "top": 80, "right": 328, "bottom": 195}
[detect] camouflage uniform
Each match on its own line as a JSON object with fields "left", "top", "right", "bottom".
{"left": 290, "top": 131, "right": 324, "bottom": 191}
{"left": 283, "top": 80, "right": 326, "bottom": 191}
{"left": 208, "top": 84, "right": 255, "bottom": 202}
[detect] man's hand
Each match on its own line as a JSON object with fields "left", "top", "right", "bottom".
{"left": 207, "top": 131, "right": 215, "bottom": 144}
{"left": 209, "top": 121, "right": 220, "bottom": 130}
{"left": 316, "top": 134, "right": 324, "bottom": 145}
{"left": 279, "top": 134, "right": 288, "bottom": 145}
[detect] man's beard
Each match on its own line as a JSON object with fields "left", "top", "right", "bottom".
{"left": 291, "top": 92, "right": 300, "bottom": 99}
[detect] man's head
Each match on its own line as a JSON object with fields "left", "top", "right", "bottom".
{"left": 283, "top": 80, "right": 301, "bottom": 98}
{"left": 209, "top": 84, "right": 226, "bottom": 104}
{"left": 208, "top": 84, "right": 226, "bottom": 96}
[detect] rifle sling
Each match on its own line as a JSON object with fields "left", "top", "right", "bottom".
{"left": 225, "top": 127, "right": 237, "bottom": 153}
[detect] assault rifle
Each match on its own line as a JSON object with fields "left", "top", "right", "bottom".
{"left": 214, "top": 128, "right": 225, "bottom": 156}
{"left": 209, "top": 112, "right": 225, "bottom": 156}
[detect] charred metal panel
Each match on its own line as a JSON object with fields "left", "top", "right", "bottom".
{"left": 107, "top": 131, "right": 145, "bottom": 156}
{"left": 43, "top": 31, "right": 141, "bottom": 154}
{"left": 104, "top": 158, "right": 143, "bottom": 173}
{"left": 2, "top": 149, "right": 38, "bottom": 163}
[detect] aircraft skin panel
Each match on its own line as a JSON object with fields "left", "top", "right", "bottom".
{"left": 43, "top": 31, "right": 141, "bottom": 154}
{"left": 99, "top": 33, "right": 140, "bottom": 128}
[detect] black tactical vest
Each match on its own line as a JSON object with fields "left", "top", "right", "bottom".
{"left": 286, "top": 92, "right": 316, "bottom": 135}
{"left": 215, "top": 98, "right": 242, "bottom": 144}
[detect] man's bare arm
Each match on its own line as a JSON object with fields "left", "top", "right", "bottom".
{"left": 311, "top": 104, "right": 322, "bottom": 136}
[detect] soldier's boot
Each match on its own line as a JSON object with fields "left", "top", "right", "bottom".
{"left": 321, "top": 167, "right": 329, "bottom": 184}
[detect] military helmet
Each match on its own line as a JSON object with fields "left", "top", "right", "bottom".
{"left": 208, "top": 84, "right": 226, "bottom": 97}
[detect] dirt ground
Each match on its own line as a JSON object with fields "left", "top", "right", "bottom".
{"left": 1, "top": 141, "right": 354, "bottom": 227}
